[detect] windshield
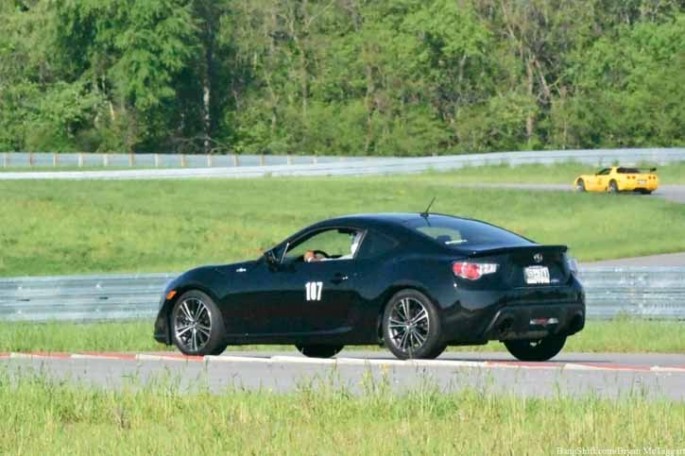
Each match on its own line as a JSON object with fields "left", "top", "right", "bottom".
{"left": 404, "top": 216, "right": 532, "bottom": 249}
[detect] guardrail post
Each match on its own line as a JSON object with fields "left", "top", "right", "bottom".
{"left": 259, "top": 154, "right": 265, "bottom": 166}
{"left": 53, "top": 153, "right": 58, "bottom": 168}
{"left": 29, "top": 152, "right": 34, "bottom": 167}
{"left": 3, "top": 152, "right": 8, "bottom": 168}
{"left": 287, "top": 154, "right": 292, "bottom": 165}
{"left": 128, "top": 153, "right": 135, "bottom": 167}
{"left": 181, "top": 154, "right": 187, "bottom": 168}
{"left": 232, "top": 154, "right": 239, "bottom": 167}
{"left": 207, "top": 154, "right": 212, "bottom": 167}
{"left": 78, "top": 153, "right": 84, "bottom": 168}
{"left": 103, "top": 154, "right": 108, "bottom": 167}
{"left": 154, "top": 154, "right": 160, "bottom": 168}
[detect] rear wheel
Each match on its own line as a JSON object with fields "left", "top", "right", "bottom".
{"left": 382, "top": 289, "right": 444, "bottom": 360}
{"left": 608, "top": 180, "right": 619, "bottom": 193}
{"left": 576, "top": 179, "right": 586, "bottom": 192}
{"left": 503, "top": 335, "right": 567, "bottom": 361}
{"left": 640, "top": 189, "right": 653, "bottom": 195}
{"left": 295, "top": 344, "right": 343, "bottom": 358}
{"left": 171, "top": 290, "right": 227, "bottom": 356}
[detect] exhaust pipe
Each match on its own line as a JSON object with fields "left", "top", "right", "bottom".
{"left": 496, "top": 317, "right": 514, "bottom": 337}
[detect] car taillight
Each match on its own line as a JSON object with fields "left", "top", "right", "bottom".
{"left": 452, "top": 262, "right": 498, "bottom": 280}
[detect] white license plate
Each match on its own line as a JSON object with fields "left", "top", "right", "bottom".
{"left": 524, "top": 266, "right": 550, "bottom": 285}
{"left": 638, "top": 179, "right": 646, "bottom": 185}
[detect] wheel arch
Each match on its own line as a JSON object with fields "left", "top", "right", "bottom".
{"left": 374, "top": 282, "right": 440, "bottom": 342}
{"left": 159, "top": 283, "right": 224, "bottom": 345}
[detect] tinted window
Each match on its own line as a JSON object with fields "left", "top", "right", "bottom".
{"left": 404, "top": 216, "right": 531, "bottom": 249}
{"left": 617, "top": 167, "right": 640, "bottom": 174}
{"left": 356, "top": 230, "right": 398, "bottom": 259}
{"left": 597, "top": 168, "right": 611, "bottom": 175}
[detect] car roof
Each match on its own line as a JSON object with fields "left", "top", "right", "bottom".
{"left": 320, "top": 212, "right": 464, "bottom": 227}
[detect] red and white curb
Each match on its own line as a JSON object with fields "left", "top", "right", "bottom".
{"left": 2, "top": 351, "right": 685, "bottom": 374}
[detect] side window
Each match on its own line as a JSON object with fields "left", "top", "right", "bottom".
{"left": 597, "top": 168, "right": 611, "bottom": 176}
{"left": 356, "top": 230, "right": 398, "bottom": 260}
{"left": 285, "top": 228, "right": 362, "bottom": 261}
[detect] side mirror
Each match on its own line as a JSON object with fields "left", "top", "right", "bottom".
{"left": 264, "top": 250, "right": 279, "bottom": 266}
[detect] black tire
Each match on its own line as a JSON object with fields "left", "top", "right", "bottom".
{"left": 503, "top": 335, "right": 567, "bottom": 362}
{"left": 576, "top": 179, "right": 586, "bottom": 192}
{"left": 295, "top": 344, "right": 343, "bottom": 358}
{"left": 640, "top": 189, "right": 652, "bottom": 195}
{"left": 382, "top": 289, "right": 444, "bottom": 360}
{"left": 170, "top": 290, "right": 227, "bottom": 356}
{"left": 608, "top": 180, "right": 619, "bottom": 193}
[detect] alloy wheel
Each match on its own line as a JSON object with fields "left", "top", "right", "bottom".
{"left": 173, "top": 297, "right": 212, "bottom": 353}
{"left": 387, "top": 297, "right": 430, "bottom": 355}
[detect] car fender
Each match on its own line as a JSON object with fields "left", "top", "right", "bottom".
{"left": 156, "top": 266, "right": 233, "bottom": 343}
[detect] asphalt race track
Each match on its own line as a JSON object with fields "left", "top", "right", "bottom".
{"left": 2, "top": 350, "right": 685, "bottom": 400}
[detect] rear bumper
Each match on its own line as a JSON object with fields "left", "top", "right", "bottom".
{"left": 439, "top": 279, "right": 585, "bottom": 344}
{"left": 482, "top": 303, "right": 585, "bottom": 341}
{"left": 619, "top": 181, "right": 659, "bottom": 192}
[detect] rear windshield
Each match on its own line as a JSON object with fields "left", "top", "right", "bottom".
{"left": 404, "top": 216, "right": 532, "bottom": 249}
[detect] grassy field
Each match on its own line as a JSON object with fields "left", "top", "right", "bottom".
{"left": 2, "top": 319, "right": 683, "bottom": 354}
{"left": 2, "top": 172, "right": 685, "bottom": 277}
{"left": 0, "top": 371, "right": 683, "bottom": 455}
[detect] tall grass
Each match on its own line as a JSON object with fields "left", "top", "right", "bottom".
{"left": 1, "top": 319, "right": 683, "bottom": 354}
{"left": 2, "top": 173, "right": 685, "bottom": 277}
{"left": 0, "top": 370, "right": 683, "bottom": 455}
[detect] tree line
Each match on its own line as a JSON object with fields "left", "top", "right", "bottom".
{"left": 1, "top": 0, "right": 684, "bottom": 156}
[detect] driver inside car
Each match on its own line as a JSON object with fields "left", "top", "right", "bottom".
{"left": 305, "top": 231, "right": 362, "bottom": 263}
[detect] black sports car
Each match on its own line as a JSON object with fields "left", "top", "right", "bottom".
{"left": 154, "top": 213, "right": 585, "bottom": 361}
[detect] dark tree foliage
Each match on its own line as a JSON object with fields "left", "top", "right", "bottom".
{"left": 0, "top": 0, "right": 683, "bottom": 154}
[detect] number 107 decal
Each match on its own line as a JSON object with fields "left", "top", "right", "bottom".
{"left": 305, "top": 281, "right": 323, "bottom": 301}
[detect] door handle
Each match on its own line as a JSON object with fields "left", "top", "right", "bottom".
{"left": 330, "top": 273, "right": 349, "bottom": 285}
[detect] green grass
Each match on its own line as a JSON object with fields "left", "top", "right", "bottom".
{"left": 2, "top": 319, "right": 683, "bottom": 354}
{"left": 1, "top": 174, "right": 684, "bottom": 277}
{"left": 0, "top": 371, "right": 683, "bottom": 455}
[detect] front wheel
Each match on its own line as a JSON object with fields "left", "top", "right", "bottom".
{"left": 382, "top": 289, "right": 444, "bottom": 360}
{"left": 171, "top": 290, "right": 227, "bottom": 356}
{"left": 608, "top": 180, "right": 619, "bottom": 193}
{"left": 503, "top": 335, "right": 567, "bottom": 361}
{"left": 295, "top": 344, "right": 343, "bottom": 358}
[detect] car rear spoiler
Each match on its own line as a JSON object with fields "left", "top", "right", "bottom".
{"left": 460, "top": 244, "right": 568, "bottom": 258}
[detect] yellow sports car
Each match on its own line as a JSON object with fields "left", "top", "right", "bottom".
{"left": 574, "top": 166, "right": 659, "bottom": 194}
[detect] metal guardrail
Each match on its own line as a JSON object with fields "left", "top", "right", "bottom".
{"left": 0, "top": 268, "right": 683, "bottom": 322}
{"left": 0, "top": 152, "right": 376, "bottom": 169}
{"left": 1, "top": 148, "right": 683, "bottom": 180}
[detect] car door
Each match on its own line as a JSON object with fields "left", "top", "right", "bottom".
{"left": 238, "top": 227, "right": 364, "bottom": 337}
{"left": 279, "top": 259, "right": 360, "bottom": 335}
{"left": 593, "top": 168, "right": 610, "bottom": 191}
